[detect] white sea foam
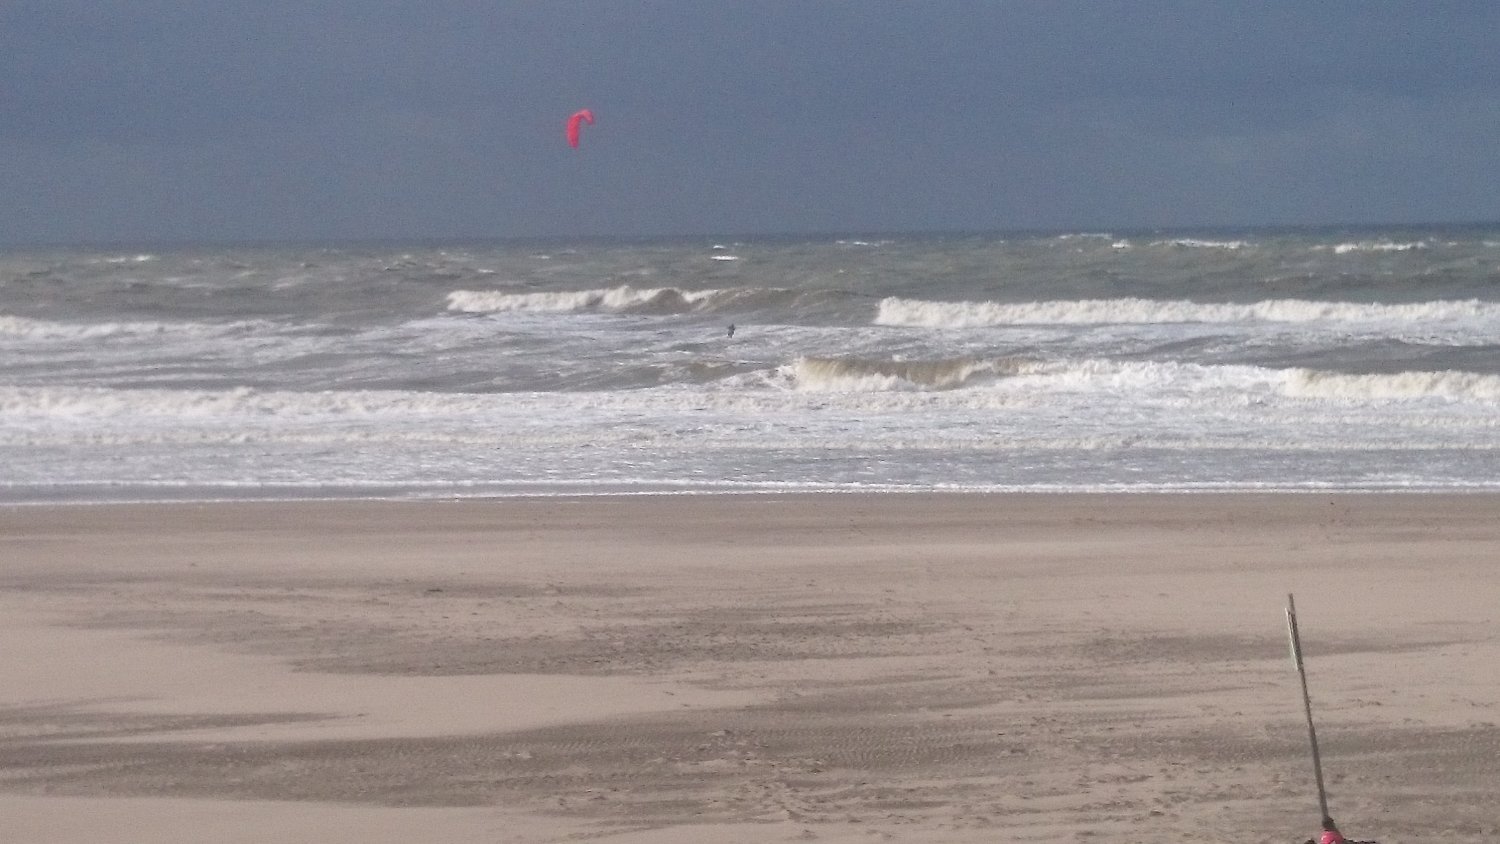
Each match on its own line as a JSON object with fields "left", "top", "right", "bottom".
{"left": 9, "top": 359, "right": 1494, "bottom": 440}
{"left": 1, "top": 384, "right": 506, "bottom": 418}
{"left": 0, "top": 313, "right": 231, "bottom": 341}
{"left": 762, "top": 355, "right": 1245, "bottom": 398}
{"left": 9, "top": 233, "right": 1500, "bottom": 499}
{"left": 784, "top": 357, "right": 1033, "bottom": 392}
{"left": 766, "top": 353, "right": 1500, "bottom": 406}
{"left": 1151, "top": 238, "right": 1248, "bottom": 249}
{"left": 1329, "top": 241, "right": 1428, "bottom": 254}
{"left": 1283, "top": 369, "right": 1500, "bottom": 402}
{"left": 447, "top": 285, "right": 724, "bottom": 314}
{"left": 874, "top": 296, "right": 1500, "bottom": 328}
{"left": 1, "top": 315, "right": 117, "bottom": 340}
{"left": 1018, "top": 358, "right": 1500, "bottom": 405}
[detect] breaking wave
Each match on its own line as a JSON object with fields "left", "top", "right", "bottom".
{"left": 1284, "top": 369, "right": 1500, "bottom": 402}
{"left": 0, "top": 385, "right": 494, "bottom": 420}
{"left": 448, "top": 286, "right": 728, "bottom": 315}
{"left": 774, "top": 355, "right": 1500, "bottom": 404}
{"left": 0, "top": 313, "right": 233, "bottom": 341}
{"left": 785, "top": 357, "right": 1035, "bottom": 392}
{"left": 1328, "top": 241, "right": 1429, "bottom": 254}
{"left": 5, "top": 360, "right": 1499, "bottom": 455}
{"left": 1151, "top": 238, "right": 1249, "bottom": 249}
{"left": 1034, "top": 360, "right": 1500, "bottom": 404}
{"left": 875, "top": 297, "right": 1500, "bottom": 328}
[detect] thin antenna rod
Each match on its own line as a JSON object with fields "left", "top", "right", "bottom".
{"left": 1286, "top": 593, "right": 1330, "bottom": 821}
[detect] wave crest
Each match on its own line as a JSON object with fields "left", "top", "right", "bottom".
{"left": 0, "top": 385, "right": 496, "bottom": 423}
{"left": 785, "top": 356, "right": 1031, "bottom": 392}
{"left": 0, "top": 313, "right": 221, "bottom": 341}
{"left": 1285, "top": 369, "right": 1500, "bottom": 402}
{"left": 1329, "top": 241, "right": 1428, "bottom": 254}
{"left": 1151, "top": 238, "right": 1248, "bottom": 249}
{"left": 447, "top": 286, "right": 724, "bottom": 315}
{"left": 875, "top": 296, "right": 1500, "bottom": 328}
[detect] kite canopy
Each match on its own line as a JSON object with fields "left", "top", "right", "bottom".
{"left": 566, "top": 109, "right": 595, "bottom": 148}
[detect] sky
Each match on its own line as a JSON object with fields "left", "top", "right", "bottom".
{"left": 3, "top": 1, "right": 1499, "bottom": 245}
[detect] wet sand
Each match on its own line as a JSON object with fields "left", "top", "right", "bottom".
{"left": 3, "top": 495, "right": 1498, "bottom": 843}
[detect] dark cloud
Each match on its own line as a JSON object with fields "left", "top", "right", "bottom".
{"left": 3, "top": 1, "right": 1498, "bottom": 243}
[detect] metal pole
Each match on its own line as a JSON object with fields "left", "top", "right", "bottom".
{"left": 1286, "top": 593, "right": 1330, "bottom": 822}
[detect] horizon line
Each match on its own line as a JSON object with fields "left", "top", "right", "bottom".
{"left": 4, "top": 219, "right": 1500, "bottom": 252}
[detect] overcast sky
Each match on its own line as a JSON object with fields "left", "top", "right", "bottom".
{"left": 3, "top": 1, "right": 1498, "bottom": 245}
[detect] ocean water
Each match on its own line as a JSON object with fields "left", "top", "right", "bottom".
{"left": 4, "top": 227, "right": 1500, "bottom": 502}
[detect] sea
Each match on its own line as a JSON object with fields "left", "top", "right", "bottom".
{"left": 4, "top": 226, "right": 1500, "bottom": 503}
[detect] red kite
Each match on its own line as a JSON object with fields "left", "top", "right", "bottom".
{"left": 566, "top": 109, "right": 595, "bottom": 149}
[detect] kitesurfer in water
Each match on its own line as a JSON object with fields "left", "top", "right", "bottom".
{"left": 727, "top": 324, "right": 735, "bottom": 338}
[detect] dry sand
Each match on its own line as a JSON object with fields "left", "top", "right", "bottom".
{"left": 2, "top": 494, "right": 1498, "bottom": 843}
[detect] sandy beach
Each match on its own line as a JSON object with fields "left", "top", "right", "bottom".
{"left": 2, "top": 494, "right": 1497, "bottom": 843}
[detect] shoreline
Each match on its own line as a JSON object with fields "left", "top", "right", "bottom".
{"left": 4, "top": 493, "right": 1499, "bottom": 842}
{"left": 10, "top": 483, "right": 1500, "bottom": 508}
